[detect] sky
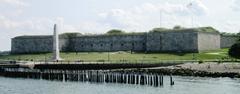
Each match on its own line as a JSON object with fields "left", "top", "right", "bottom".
{"left": 0, "top": 0, "right": 240, "bottom": 51}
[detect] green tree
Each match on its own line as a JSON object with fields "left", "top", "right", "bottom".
{"left": 237, "top": 31, "right": 240, "bottom": 42}
{"left": 173, "top": 25, "right": 183, "bottom": 29}
{"left": 237, "top": 30, "right": 240, "bottom": 36}
{"left": 150, "top": 27, "right": 169, "bottom": 32}
{"left": 106, "top": 29, "right": 125, "bottom": 34}
{"left": 227, "top": 30, "right": 240, "bottom": 59}
{"left": 228, "top": 43, "right": 240, "bottom": 59}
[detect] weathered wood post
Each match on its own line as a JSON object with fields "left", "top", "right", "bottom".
{"left": 170, "top": 74, "right": 174, "bottom": 86}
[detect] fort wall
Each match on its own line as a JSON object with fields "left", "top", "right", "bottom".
{"left": 220, "top": 35, "right": 238, "bottom": 48}
{"left": 11, "top": 30, "right": 228, "bottom": 54}
{"left": 73, "top": 34, "right": 146, "bottom": 52}
{"left": 11, "top": 36, "right": 53, "bottom": 54}
{"left": 198, "top": 32, "right": 221, "bottom": 51}
{"left": 147, "top": 32, "right": 198, "bottom": 52}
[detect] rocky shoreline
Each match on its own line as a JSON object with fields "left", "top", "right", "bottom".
{"left": 129, "top": 63, "right": 240, "bottom": 78}
{"left": 1, "top": 61, "right": 240, "bottom": 78}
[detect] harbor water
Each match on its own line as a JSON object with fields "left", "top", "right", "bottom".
{"left": 0, "top": 76, "right": 240, "bottom": 94}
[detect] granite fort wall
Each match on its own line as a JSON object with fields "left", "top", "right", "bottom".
{"left": 198, "top": 32, "right": 220, "bottom": 51}
{"left": 147, "top": 32, "right": 198, "bottom": 52}
{"left": 73, "top": 34, "right": 147, "bottom": 52}
{"left": 11, "top": 36, "right": 68, "bottom": 54}
{"left": 11, "top": 36, "right": 53, "bottom": 54}
{"left": 220, "top": 35, "right": 238, "bottom": 48}
{"left": 11, "top": 31, "right": 223, "bottom": 54}
{"left": 11, "top": 34, "right": 147, "bottom": 54}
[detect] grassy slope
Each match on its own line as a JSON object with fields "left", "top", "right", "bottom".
{"left": 0, "top": 49, "right": 231, "bottom": 62}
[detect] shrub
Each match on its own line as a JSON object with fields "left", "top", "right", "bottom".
{"left": 60, "top": 32, "right": 82, "bottom": 38}
{"left": 97, "top": 60, "right": 105, "bottom": 62}
{"left": 217, "top": 60, "right": 222, "bottom": 64}
{"left": 198, "top": 60, "right": 204, "bottom": 64}
{"left": 106, "top": 29, "right": 125, "bottom": 35}
{"left": 173, "top": 25, "right": 183, "bottom": 29}
{"left": 228, "top": 43, "right": 240, "bottom": 59}
{"left": 150, "top": 27, "right": 169, "bottom": 32}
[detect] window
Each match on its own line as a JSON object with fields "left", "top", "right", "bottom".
{"left": 121, "top": 43, "right": 124, "bottom": 46}
{"left": 90, "top": 44, "right": 93, "bottom": 47}
{"left": 100, "top": 44, "right": 103, "bottom": 47}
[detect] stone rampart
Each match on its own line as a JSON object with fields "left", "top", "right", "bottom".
{"left": 220, "top": 35, "right": 238, "bottom": 48}
{"left": 73, "top": 34, "right": 146, "bottom": 52}
{"left": 11, "top": 28, "right": 223, "bottom": 54}
{"left": 198, "top": 32, "right": 220, "bottom": 51}
{"left": 147, "top": 31, "right": 198, "bottom": 52}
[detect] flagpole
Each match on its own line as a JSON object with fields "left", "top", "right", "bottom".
{"left": 191, "top": 13, "right": 194, "bottom": 27}
{"left": 187, "top": 0, "right": 194, "bottom": 28}
{"left": 159, "top": 10, "right": 162, "bottom": 27}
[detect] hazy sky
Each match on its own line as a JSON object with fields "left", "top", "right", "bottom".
{"left": 0, "top": 0, "right": 240, "bottom": 51}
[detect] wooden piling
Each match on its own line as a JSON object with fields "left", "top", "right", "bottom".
{"left": 0, "top": 67, "right": 176, "bottom": 87}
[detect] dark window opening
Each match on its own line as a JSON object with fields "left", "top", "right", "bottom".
{"left": 142, "top": 43, "right": 146, "bottom": 46}
{"left": 121, "top": 43, "right": 124, "bottom": 46}
{"left": 90, "top": 44, "right": 93, "bottom": 47}
{"left": 100, "top": 44, "right": 103, "bottom": 47}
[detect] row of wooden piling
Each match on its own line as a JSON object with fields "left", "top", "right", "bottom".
{"left": 0, "top": 68, "right": 174, "bottom": 87}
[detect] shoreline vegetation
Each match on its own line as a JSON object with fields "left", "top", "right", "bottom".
{"left": 0, "top": 48, "right": 236, "bottom": 62}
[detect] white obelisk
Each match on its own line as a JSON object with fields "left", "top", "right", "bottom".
{"left": 52, "top": 24, "right": 62, "bottom": 61}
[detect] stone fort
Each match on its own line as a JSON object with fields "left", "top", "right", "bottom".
{"left": 11, "top": 27, "right": 238, "bottom": 54}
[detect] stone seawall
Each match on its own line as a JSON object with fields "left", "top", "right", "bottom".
{"left": 137, "top": 68, "right": 240, "bottom": 78}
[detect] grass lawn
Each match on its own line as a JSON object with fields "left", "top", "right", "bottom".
{"left": 0, "top": 48, "right": 234, "bottom": 62}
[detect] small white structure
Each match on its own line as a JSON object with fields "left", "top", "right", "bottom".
{"left": 52, "top": 24, "right": 62, "bottom": 61}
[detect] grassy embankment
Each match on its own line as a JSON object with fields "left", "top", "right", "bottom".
{"left": 0, "top": 48, "right": 237, "bottom": 63}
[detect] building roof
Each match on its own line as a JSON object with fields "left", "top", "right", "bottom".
{"left": 13, "top": 35, "right": 52, "bottom": 39}
{"left": 150, "top": 27, "right": 219, "bottom": 34}
{"left": 13, "top": 27, "right": 220, "bottom": 39}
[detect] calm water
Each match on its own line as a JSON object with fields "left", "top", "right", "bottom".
{"left": 0, "top": 76, "right": 240, "bottom": 94}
